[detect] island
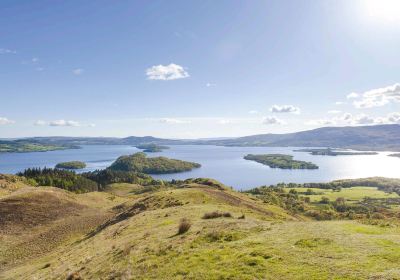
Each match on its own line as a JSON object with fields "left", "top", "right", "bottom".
{"left": 388, "top": 153, "right": 400, "bottom": 158}
{"left": 0, "top": 141, "right": 77, "bottom": 153}
{"left": 55, "top": 161, "right": 87, "bottom": 170}
{"left": 244, "top": 154, "right": 319, "bottom": 169}
{"left": 108, "top": 152, "right": 201, "bottom": 174}
{"left": 135, "top": 143, "right": 170, "bottom": 153}
{"left": 294, "top": 148, "right": 378, "bottom": 156}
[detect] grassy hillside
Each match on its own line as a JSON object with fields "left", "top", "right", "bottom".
{"left": 1, "top": 175, "right": 400, "bottom": 279}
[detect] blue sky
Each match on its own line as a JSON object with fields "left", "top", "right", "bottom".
{"left": 1, "top": 0, "right": 400, "bottom": 138}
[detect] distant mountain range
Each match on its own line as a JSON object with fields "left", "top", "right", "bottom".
{"left": 9, "top": 124, "right": 400, "bottom": 151}
{"left": 205, "top": 124, "right": 400, "bottom": 151}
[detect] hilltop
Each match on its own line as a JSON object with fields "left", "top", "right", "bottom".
{"left": 1, "top": 173, "right": 400, "bottom": 279}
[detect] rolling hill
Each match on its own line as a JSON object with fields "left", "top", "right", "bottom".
{"left": 3, "top": 124, "right": 400, "bottom": 153}
{"left": 1, "top": 174, "right": 400, "bottom": 279}
{"left": 206, "top": 124, "right": 400, "bottom": 151}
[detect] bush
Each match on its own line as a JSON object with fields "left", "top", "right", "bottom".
{"left": 202, "top": 211, "right": 232, "bottom": 219}
{"left": 178, "top": 218, "right": 191, "bottom": 234}
{"left": 320, "top": 197, "right": 330, "bottom": 204}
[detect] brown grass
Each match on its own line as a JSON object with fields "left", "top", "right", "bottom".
{"left": 178, "top": 218, "right": 191, "bottom": 234}
{"left": 202, "top": 211, "right": 232, "bottom": 219}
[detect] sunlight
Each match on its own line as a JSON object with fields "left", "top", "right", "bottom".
{"left": 363, "top": 0, "right": 400, "bottom": 23}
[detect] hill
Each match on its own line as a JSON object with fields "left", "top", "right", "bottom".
{"left": 207, "top": 124, "right": 400, "bottom": 151}
{"left": 1, "top": 175, "right": 400, "bottom": 279}
{"left": 22, "top": 136, "right": 180, "bottom": 146}
{"left": 0, "top": 140, "right": 77, "bottom": 153}
{"left": 5, "top": 124, "right": 400, "bottom": 152}
{"left": 55, "top": 161, "right": 87, "bottom": 170}
{"left": 108, "top": 152, "right": 201, "bottom": 174}
{"left": 244, "top": 154, "right": 318, "bottom": 169}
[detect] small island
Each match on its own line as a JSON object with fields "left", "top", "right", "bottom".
{"left": 108, "top": 152, "right": 201, "bottom": 174}
{"left": 388, "top": 153, "right": 400, "bottom": 158}
{"left": 135, "top": 143, "right": 170, "bottom": 153}
{"left": 294, "top": 148, "right": 378, "bottom": 156}
{"left": 244, "top": 154, "right": 319, "bottom": 169}
{"left": 55, "top": 161, "right": 87, "bottom": 170}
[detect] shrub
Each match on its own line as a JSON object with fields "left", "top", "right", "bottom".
{"left": 178, "top": 218, "right": 191, "bottom": 234}
{"left": 320, "top": 197, "right": 330, "bottom": 204}
{"left": 202, "top": 211, "right": 232, "bottom": 219}
{"left": 238, "top": 214, "right": 246, "bottom": 219}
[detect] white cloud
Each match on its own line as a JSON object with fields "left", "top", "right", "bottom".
{"left": 386, "top": 112, "right": 400, "bottom": 124}
{"left": 206, "top": 82, "right": 216, "bottom": 87}
{"left": 49, "top": 120, "right": 81, "bottom": 127}
{"left": 341, "top": 113, "right": 353, "bottom": 122}
{"left": 31, "top": 57, "right": 39, "bottom": 63}
{"left": 262, "top": 116, "right": 285, "bottom": 125}
{"left": 248, "top": 110, "right": 259, "bottom": 114}
{"left": 352, "top": 83, "right": 400, "bottom": 108}
{"left": 0, "top": 117, "right": 15, "bottom": 125}
{"left": 158, "top": 118, "right": 191, "bottom": 124}
{"left": 328, "top": 110, "right": 341, "bottom": 114}
{"left": 346, "top": 92, "right": 359, "bottom": 99}
{"left": 73, "top": 68, "right": 84, "bottom": 75}
{"left": 0, "top": 48, "right": 16, "bottom": 54}
{"left": 218, "top": 119, "right": 232, "bottom": 125}
{"left": 36, "top": 120, "right": 95, "bottom": 127}
{"left": 146, "top": 63, "right": 189, "bottom": 80}
{"left": 305, "top": 119, "right": 335, "bottom": 126}
{"left": 36, "top": 67, "right": 44, "bottom": 72}
{"left": 270, "top": 104, "right": 300, "bottom": 114}
{"left": 34, "top": 120, "right": 47, "bottom": 126}
{"left": 306, "top": 111, "right": 400, "bottom": 127}
{"left": 335, "top": 101, "right": 345, "bottom": 105}
{"left": 352, "top": 114, "right": 376, "bottom": 124}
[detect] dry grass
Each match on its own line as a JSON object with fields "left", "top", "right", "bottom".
{"left": 202, "top": 211, "right": 232, "bottom": 219}
{"left": 178, "top": 218, "right": 191, "bottom": 234}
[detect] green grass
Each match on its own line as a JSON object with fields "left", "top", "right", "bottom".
{"left": 288, "top": 186, "right": 399, "bottom": 203}
{"left": 2, "top": 179, "right": 400, "bottom": 279}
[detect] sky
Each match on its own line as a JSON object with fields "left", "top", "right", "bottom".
{"left": 1, "top": 0, "right": 400, "bottom": 139}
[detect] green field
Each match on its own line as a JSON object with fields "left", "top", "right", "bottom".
{"left": 288, "top": 186, "right": 399, "bottom": 203}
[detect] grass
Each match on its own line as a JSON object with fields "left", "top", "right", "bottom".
{"left": 202, "top": 211, "right": 232, "bottom": 219}
{"left": 177, "top": 218, "right": 191, "bottom": 234}
{"left": 2, "top": 178, "right": 400, "bottom": 279}
{"left": 288, "top": 186, "right": 399, "bottom": 203}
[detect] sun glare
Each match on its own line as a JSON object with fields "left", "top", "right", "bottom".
{"left": 363, "top": 0, "right": 400, "bottom": 23}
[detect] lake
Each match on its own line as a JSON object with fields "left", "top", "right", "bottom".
{"left": 0, "top": 145, "right": 399, "bottom": 190}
